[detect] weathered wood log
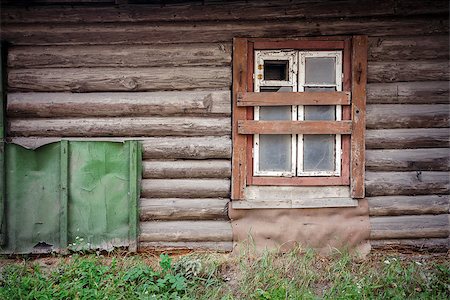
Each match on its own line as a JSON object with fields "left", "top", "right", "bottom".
{"left": 139, "top": 198, "right": 229, "bottom": 221}
{"left": 143, "top": 160, "right": 231, "bottom": 179}
{"left": 367, "top": 81, "right": 449, "bottom": 104}
{"left": 365, "top": 171, "right": 449, "bottom": 197}
{"left": 7, "top": 91, "right": 231, "bottom": 117}
{"left": 370, "top": 238, "right": 449, "bottom": 252}
{"left": 368, "top": 35, "right": 449, "bottom": 61}
{"left": 142, "top": 136, "right": 231, "bottom": 159}
{"left": 366, "top": 128, "right": 450, "bottom": 149}
{"left": 1, "top": 17, "right": 447, "bottom": 46}
{"left": 366, "top": 148, "right": 450, "bottom": 171}
{"left": 8, "top": 117, "right": 231, "bottom": 137}
{"left": 368, "top": 61, "right": 449, "bottom": 83}
{"left": 141, "top": 179, "right": 230, "bottom": 198}
{"left": 139, "top": 220, "right": 232, "bottom": 242}
{"left": 7, "top": 44, "right": 232, "bottom": 68}
{"left": 370, "top": 214, "right": 450, "bottom": 239}
{"left": 3, "top": 1, "right": 448, "bottom": 24}
{"left": 368, "top": 195, "right": 449, "bottom": 216}
{"left": 139, "top": 241, "right": 233, "bottom": 252}
{"left": 7, "top": 67, "right": 231, "bottom": 92}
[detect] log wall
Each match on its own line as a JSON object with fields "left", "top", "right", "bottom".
{"left": 1, "top": 0, "right": 449, "bottom": 252}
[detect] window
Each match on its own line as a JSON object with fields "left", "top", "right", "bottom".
{"left": 232, "top": 37, "right": 367, "bottom": 203}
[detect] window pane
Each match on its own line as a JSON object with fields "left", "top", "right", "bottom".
{"left": 304, "top": 106, "right": 335, "bottom": 121}
{"left": 305, "top": 57, "right": 336, "bottom": 84}
{"left": 304, "top": 87, "right": 336, "bottom": 92}
{"left": 260, "top": 86, "right": 293, "bottom": 92}
{"left": 303, "top": 135, "right": 335, "bottom": 172}
{"left": 259, "top": 135, "right": 292, "bottom": 172}
{"left": 264, "top": 60, "right": 289, "bottom": 81}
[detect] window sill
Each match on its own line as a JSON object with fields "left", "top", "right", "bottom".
{"left": 231, "top": 197, "right": 358, "bottom": 209}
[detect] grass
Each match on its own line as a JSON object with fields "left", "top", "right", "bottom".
{"left": 0, "top": 246, "right": 449, "bottom": 300}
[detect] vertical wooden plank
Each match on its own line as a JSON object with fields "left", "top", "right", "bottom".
{"left": 0, "top": 43, "right": 6, "bottom": 245}
{"left": 128, "top": 141, "right": 139, "bottom": 252}
{"left": 246, "top": 41, "right": 254, "bottom": 185}
{"left": 341, "top": 37, "right": 352, "bottom": 185}
{"left": 59, "top": 140, "right": 69, "bottom": 251}
{"left": 351, "top": 36, "right": 368, "bottom": 198}
{"left": 231, "top": 38, "right": 248, "bottom": 200}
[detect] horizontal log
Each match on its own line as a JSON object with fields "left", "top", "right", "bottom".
{"left": 143, "top": 160, "right": 231, "bottom": 179}
{"left": 370, "top": 214, "right": 450, "bottom": 239}
{"left": 368, "top": 195, "right": 449, "bottom": 216}
{"left": 7, "top": 67, "right": 231, "bottom": 92}
{"left": 1, "top": 17, "right": 447, "bottom": 46}
{"left": 139, "top": 220, "right": 232, "bottom": 242}
{"left": 238, "top": 120, "right": 352, "bottom": 134}
{"left": 366, "top": 128, "right": 450, "bottom": 149}
{"left": 366, "top": 104, "right": 449, "bottom": 129}
{"left": 139, "top": 198, "right": 229, "bottom": 221}
{"left": 7, "top": 91, "right": 231, "bottom": 117}
{"left": 142, "top": 136, "right": 231, "bottom": 159}
{"left": 8, "top": 117, "right": 231, "bottom": 137}
{"left": 237, "top": 92, "right": 350, "bottom": 106}
{"left": 7, "top": 43, "right": 232, "bottom": 68}
{"left": 3, "top": 1, "right": 447, "bottom": 24}
{"left": 370, "top": 238, "right": 449, "bottom": 252}
{"left": 366, "top": 148, "right": 450, "bottom": 171}
{"left": 368, "top": 60, "right": 449, "bottom": 83}
{"left": 368, "top": 35, "right": 449, "bottom": 61}
{"left": 365, "top": 171, "right": 449, "bottom": 197}
{"left": 141, "top": 179, "right": 230, "bottom": 198}
{"left": 139, "top": 241, "right": 233, "bottom": 252}
{"left": 367, "top": 81, "right": 449, "bottom": 104}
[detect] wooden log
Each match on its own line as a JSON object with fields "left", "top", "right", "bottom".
{"left": 139, "top": 241, "right": 233, "bottom": 252}
{"left": 365, "top": 171, "right": 449, "bottom": 197}
{"left": 7, "top": 44, "right": 232, "bottom": 68}
{"left": 368, "top": 60, "right": 449, "bottom": 83}
{"left": 7, "top": 67, "right": 231, "bottom": 92}
{"left": 1, "top": 17, "right": 447, "bottom": 46}
{"left": 370, "top": 214, "right": 450, "bottom": 239}
{"left": 2, "top": 1, "right": 448, "bottom": 24}
{"left": 370, "top": 238, "right": 449, "bottom": 252}
{"left": 368, "top": 195, "right": 449, "bottom": 216}
{"left": 368, "top": 35, "right": 449, "bottom": 61}
{"left": 366, "top": 128, "right": 450, "bottom": 149}
{"left": 139, "top": 220, "right": 232, "bottom": 242}
{"left": 8, "top": 117, "right": 231, "bottom": 137}
{"left": 142, "top": 160, "right": 231, "bottom": 179}
{"left": 142, "top": 136, "right": 231, "bottom": 159}
{"left": 141, "top": 179, "right": 230, "bottom": 198}
{"left": 366, "top": 148, "right": 450, "bottom": 171}
{"left": 367, "top": 81, "right": 449, "bottom": 104}
{"left": 7, "top": 91, "right": 231, "bottom": 117}
{"left": 139, "top": 198, "right": 229, "bottom": 221}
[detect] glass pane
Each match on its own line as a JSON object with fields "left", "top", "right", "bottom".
{"left": 303, "top": 135, "right": 335, "bottom": 172}
{"left": 304, "top": 87, "right": 336, "bottom": 92}
{"left": 305, "top": 57, "right": 336, "bottom": 84}
{"left": 260, "top": 86, "right": 293, "bottom": 92}
{"left": 264, "top": 60, "right": 288, "bottom": 81}
{"left": 259, "top": 135, "right": 292, "bottom": 172}
{"left": 304, "top": 106, "right": 335, "bottom": 121}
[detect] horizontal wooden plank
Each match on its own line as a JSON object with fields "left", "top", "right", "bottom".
{"left": 7, "top": 91, "right": 231, "bottom": 117}
{"left": 368, "top": 35, "right": 449, "bottom": 61}
{"left": 237, "top": 92, "right": 350, "bottom": 106}
{"left": 7, "top": 43, "right": 232, "bottom": 68}
{"left": 139, "top": 241, "right": 233, "bottom": 252}
{"left": 253, "top": 40, "right": 345, "bottom": 50}
{"left": 368, "top": 195, "right": 449, "bottom": 216}
{"left": 139, "top": 198, "right": 229, "bottom": 221}
{"left": 367, "top": 81, "right": 449, "bottom": 104}
{"left": 142, "top": 136, "right": 231, "bottom": 159}
{"left": 238, "top": 120, "right": 352, "bottom": 134}
{"left": 1, "top": 17, "right": 447, "bottom": 46}
{"left": 365, "top": 171, "right": 449, "bottom": 197}
{"left": 7, "top": 67, "right": 231, "bottom": 92}
{"left": 366, "top": 148, "right": 450, "bottom": 171}
{"left": 370, "top": 214, "right": 449, "bottom": 239}
{"left": 8, "top": 117, "right": 231, "bottom": 137}
{"left": 366, "top": 128, "right": 450, "bottom": 149}
{"left": 370, "top": 238, "right": 449, "bottom": 252}
{"left": 368, "top": 60, "right": 449, "bottom": 83}
{"left": 139, "top": 220, "right": 232, "bottom": 242}
{"left": 143, "top": 159, "right": 231, "bottom": 179}
{"left": 141, "top": 179, "right": 230, "bottom": 198}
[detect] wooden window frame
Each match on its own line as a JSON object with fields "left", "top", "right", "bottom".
{"left": 231, "top": 36, "right": 367, "bottom": 200}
